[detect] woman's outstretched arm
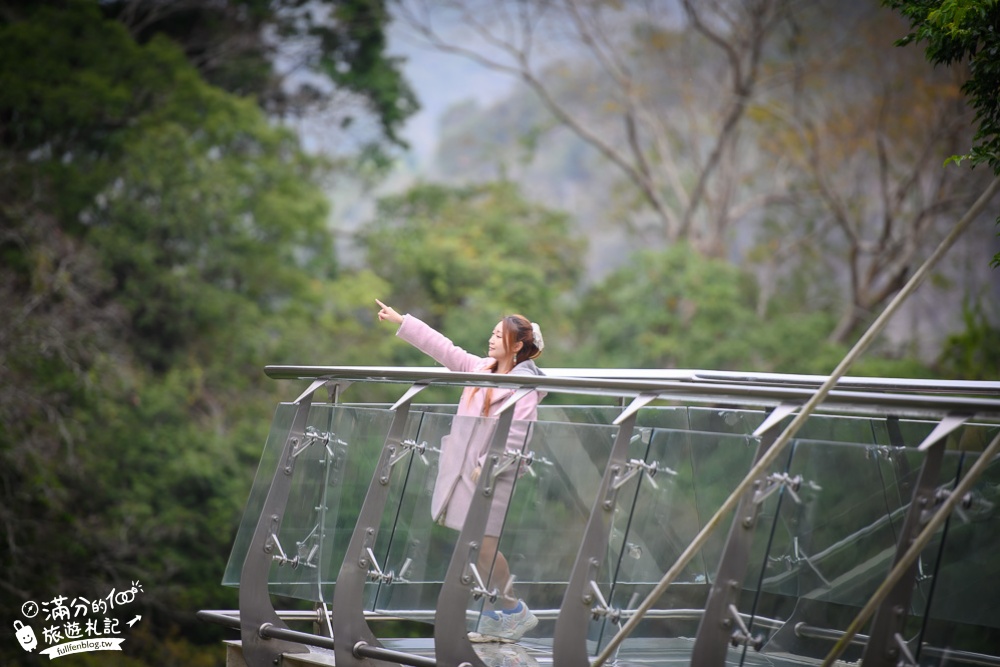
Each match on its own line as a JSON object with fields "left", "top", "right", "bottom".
{"left": 375, "top": 298, "right": 485, "bottom": 373}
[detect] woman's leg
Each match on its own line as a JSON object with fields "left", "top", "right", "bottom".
{"left": 471, "top": 534, "right": 539, "bottom": 642}
{"left": 479, "top": 535, "right": 518, "bottom": 610}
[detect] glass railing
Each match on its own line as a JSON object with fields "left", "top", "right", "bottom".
{"left": 217, "top": 368, "right": 1000, "bottom": 667}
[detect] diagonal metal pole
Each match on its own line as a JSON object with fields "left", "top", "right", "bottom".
{"left": 821, "top": 429, "right": 1000, "bottom": 666}
{"left": 591, "top": 175, "right": 1000, "bottom": 667}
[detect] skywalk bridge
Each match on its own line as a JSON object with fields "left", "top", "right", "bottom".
{"left": 200, "top": 367, "right": 1000, "bottom": 667}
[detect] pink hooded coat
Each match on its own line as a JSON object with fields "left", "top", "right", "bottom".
{"left": 396, "top": 315, "right": 544, "bottom": 535}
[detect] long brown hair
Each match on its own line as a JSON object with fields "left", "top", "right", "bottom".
{"left": 470, "top": 314, "right": 543, "bottom": 416}
{"left": 505, "top": 314, "right": 542, "bottom": 366}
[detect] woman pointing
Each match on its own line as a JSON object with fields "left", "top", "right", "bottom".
{"left": 375, "top": 298, "right": 544, "bottom": 643}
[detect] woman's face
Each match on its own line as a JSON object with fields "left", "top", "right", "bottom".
{"left": 487, "top": 321, "right": 507, "bottom": 361}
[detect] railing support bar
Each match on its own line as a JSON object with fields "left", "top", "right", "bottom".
{"left": 688, "top": 409, "right": 786, "bottom": 665}
{"left": 861, "top": 430, "right": 947, "bottom": 667}
{"left": 238, "top": 380, "right": 325, "bottom": 667}
{"left": 434, "top": 387, "right": 533, "bottom": 667}
{"left": 552, "top": 393, "right": 655, "bottom": 667}
{"left": 331, "top": 382, "right": 429, "bottom": 667}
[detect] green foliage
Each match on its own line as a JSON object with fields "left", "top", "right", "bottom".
{"left": 357, "top": 181, "right": 585, "bottom": 356}
{"left": 884, "top": 0, "right": 1000, "bottom": 266}
{"left": 0, "top": 3, "right": 345, "bottom": 664}
{"left": 936, "top": 297, "right": 1000, "bottom": 379}
{"left": 318, "top": 0, "right": 421, "bottom": 146}
{"left": 88, "top": 75, "right": 334, "bottom": 371}
{"left": 579, "top": 245, "right": 761, "bottom": 369}
{"left": 576, "top": 245, "right": 848, "bottom": 372}
{"left": 577, "top": 245, "right": 933, "bottom": 376}
{"left": 95, "top": 0, "right": 418, "bottom": 147}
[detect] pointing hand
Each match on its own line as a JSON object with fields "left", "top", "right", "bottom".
{"left": 375, "top": 299, "right": 403, "bottom": 325}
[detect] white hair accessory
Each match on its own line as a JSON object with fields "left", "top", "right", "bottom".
{"left": 531, "top": 322, "right": 544, "bottom": 351}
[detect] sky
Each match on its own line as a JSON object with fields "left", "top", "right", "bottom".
{"left": 388, "top": 20, "right": 520, "bottom": 166}
{"left": 276, "top": 16, "right": 515, "bottom": 170}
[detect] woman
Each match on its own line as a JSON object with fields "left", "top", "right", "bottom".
{"left": 375, "top": 298, "right": 544, "bottom": 643}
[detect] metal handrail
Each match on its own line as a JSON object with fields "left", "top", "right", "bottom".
{"left": 557, "top": 368, "right": 1000, "bottom": 396}
{"left": 264, "top": 365, "right": 1000, "bottom": 419}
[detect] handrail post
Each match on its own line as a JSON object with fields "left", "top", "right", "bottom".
{"left": 434, "top": 388, "right": 534, "bottom": 667}
{"left": 859, "top": 416, "right": 963, "bottom": 666}
{"left": 687, "top": 405, "right": 795, "bottom": 666}
{"left": 552, "top": 393, "right": 656, "bottom": 667}
{"left": 239, "top": 380, "right": 326, "bottom": 667}
{"left": 331, "top": 382, "right": 429, "bottom": 667}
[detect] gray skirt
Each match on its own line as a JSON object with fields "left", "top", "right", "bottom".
{"left": 440, "top": 468, "right": 516, "bottom": 537}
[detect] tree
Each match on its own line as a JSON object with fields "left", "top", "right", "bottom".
{"left": 578, "top": 244, "right": 933, "bottom": 375}
{"left": 747, "top": 4, "right": 988, "bottom": 343}
{"left": 396, "top": 0, "right": 790, "bottom": 256}
{"left": 95, "top": 0, "right": 420, "bottom": 149}
{"left": 937, "top": 298, "right": 1000, "bottom": 378}
{"left": 580, "top": 245, "right": 829, "bottom": 372}
{"left": 883, "top": 0, "right": 1000, "bottom": 267}
{"left": 0, "top": 3, "right": 366, "bottom": 663}
{"left": 357, "top": 181, "right": 585, "bottom": 359}
{"left": 405, "top": 0, "right": 993, "bottom": 346}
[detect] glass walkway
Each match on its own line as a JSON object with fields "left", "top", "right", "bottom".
{"left": 200, "top": 366, "right": 1000, "bottom": 667}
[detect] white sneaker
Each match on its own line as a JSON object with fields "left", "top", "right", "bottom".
{"left": 470, "top": 601, "right": 538, "bottom": 643}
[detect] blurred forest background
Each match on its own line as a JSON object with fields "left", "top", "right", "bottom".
{"left": 1, "top": 0, "right": 999, "bottom": 664}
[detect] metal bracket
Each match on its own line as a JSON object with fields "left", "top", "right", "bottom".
{"left": 464, "top": 556, "right": 499, "bottom": 603}
{"left": 490, "top": 448, "right": 534, "bottom": 482}
{"left": 727, "top": 603, "right": 765, "bottom": 651}
{"left": 379, "top": 439, "right": 428, "bottom": 484}
{"left": 365, "top": 546, "right": 394, "bottom": 585}
{"left": 752, "top": 402, "right": 799, "bottom": 438}
{"left": 916, "top": 412, "right": 970, "bottom": 451}
{"left": 281, "top": 425, "right": 330, "bottom": 475}
{"left": 603, "top": 458, "right": 668, "bottom": 510}
{"left": 390, "top": 539, "right": 423, "bottom": 584}
{"left": 752, "top": 472, "right": 816, "bottom": 507}
{"left": 893, "top": 632, "right": 919, "bottom": 667}
{"left": 587, "top": 579, "right": 622, "bottom": 624}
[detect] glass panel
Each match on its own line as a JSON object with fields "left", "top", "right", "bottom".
{"left": 687, "top": 406, "right": 765, "bottom": 436}
{"left": 537, "top": 405, "right": 622, "bottom": 425}
{"left": 223, "top": 402, "right": 296, "bottom": 586}
{"left": 636, "top": 406, "right": 690, "bottom": 430}
{"left": 370, "top": 411, "right": 493, "bottom": 624}
{"left": 366, "top": 409, "right": 640, "bottom": 638}
{"left": 225, "top": 397, "right": 1000, "bottom": 667}
{"left": 473, "top": 418, "right": 621, "bottom": 644}
{"left": 750, "top": 423, "right": 1000, "bottom": 666}
{"left": 794, "top": 414, "right": 882, "bottom": 445}
{"left": 746, "top": 437, "right": 921, "bottom": 664}
{"left": 223, "top": 404, "right": 401, "bottom": 602}
{"left": 601, "top": 426, "right": 773, "bottom": 656}
{"left": 537, "top": 404, "right": 689, "bottom": 429}
{"left": 914, "top": 424, "right": 1000, "bottom": 666}
{"left": 321, "top": 406, "right": 434, "bottom": 610}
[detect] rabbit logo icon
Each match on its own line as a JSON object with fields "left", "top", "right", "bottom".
{"left": 14, "top": 620, "right": 37, "bottom": 652}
